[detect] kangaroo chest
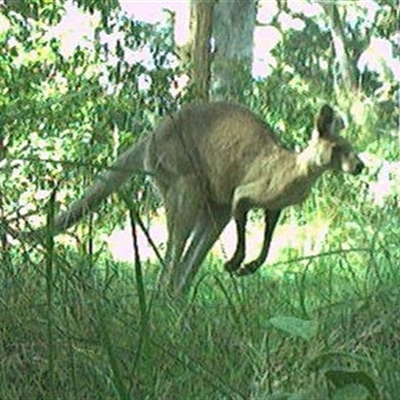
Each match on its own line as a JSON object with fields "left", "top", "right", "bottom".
{"left": 265, "top": 176, "right": 315, "bottom": 209}
{"left": 234, "top": 162, "right": 320, "bottom": 212}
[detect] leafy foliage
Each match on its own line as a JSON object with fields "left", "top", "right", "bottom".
{"left": 251, "top": 1, "right": 398, "bottom": 151}
{"left": 1, "top": 1, "right": 181, "bottom": 233}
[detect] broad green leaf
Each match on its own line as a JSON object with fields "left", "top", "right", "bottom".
{"left": 269, "top": 316, "right": 318, "bottom": 341}
{"left": 332, "top": 384, "right": 371, "bottom": 400}
{"left": 326, "top": 370, "right": 379, "bottom": 400}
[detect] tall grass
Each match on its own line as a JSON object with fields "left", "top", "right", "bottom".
{"left": 1, "top": 203, "right": 399, "bottom": 400}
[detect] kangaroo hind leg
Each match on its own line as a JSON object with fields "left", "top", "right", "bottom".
{"left": 171, "top": 202, "right": 231, "bottom": 296}
{"left": 159, "top": 176, "right": 204, "bottom": 286}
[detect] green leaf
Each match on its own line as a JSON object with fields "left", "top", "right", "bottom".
{"left": 269, "top": 316, "right": 318, "bottom": 341}
{"left": 306, "top": 352, "right": 373, "bottom": 372}
{"left": 326, "top": 370, "right": 379, "bottom": 400}
{"left": 332, "top": 384, "right": 371, "bottom": 400}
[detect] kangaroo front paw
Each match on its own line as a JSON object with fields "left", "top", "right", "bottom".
{"left": 224, "top": 257, "right": 241, "bottom": 273}
{"left": 234, "top": 260, "right": 261, "bottom": 276}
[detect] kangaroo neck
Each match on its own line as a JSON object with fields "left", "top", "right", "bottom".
{"left": 263, "top": 146, "right": 324, "bottom": 183}
{"left": 280, "top": 150, "right": 323, "bottom": 190}
{"left": 241, "top": 147, "right": 326, "bottom": 210}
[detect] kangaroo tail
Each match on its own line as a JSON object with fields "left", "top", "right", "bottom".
{"left": 50, "top": 137, "right": 149, "bottom": 234}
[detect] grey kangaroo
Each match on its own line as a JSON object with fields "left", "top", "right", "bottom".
{"left": 35, "top": 102, "right": 364, "bottom": 294}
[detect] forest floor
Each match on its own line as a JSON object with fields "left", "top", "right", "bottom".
{"left": 1, "top": 207, "right": 399, "bottom": 400}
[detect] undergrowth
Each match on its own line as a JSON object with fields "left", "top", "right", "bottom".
{"left": 1, "top": 207, "right": 399, "bottom": 400}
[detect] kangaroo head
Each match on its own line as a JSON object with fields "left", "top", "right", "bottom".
{"left": 307, "top": 105, "right": 364, "bottom": 175}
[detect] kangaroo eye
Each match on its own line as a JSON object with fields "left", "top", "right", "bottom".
{"left": 334, "top": 115, "right": 346, "bottom": 132}
{"left": 333, "top": 145, "right": 346, "bottom": 155}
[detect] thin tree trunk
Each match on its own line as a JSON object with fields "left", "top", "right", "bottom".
{"left": 211, "top": 0, "right": 256, "bottom": 102}
{"left": 189, "top": 0, "right": 216, "bottom": 102}
{"left": 319, "top": 2, "right": 358, "bottom": 94}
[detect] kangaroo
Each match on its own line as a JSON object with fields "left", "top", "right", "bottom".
{"left": 30, "top": 102, "right": 364, "bottom": 294}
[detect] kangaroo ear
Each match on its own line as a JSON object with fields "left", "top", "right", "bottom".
{"left": 316, "top": 104, "right": 335, "bottom": 138}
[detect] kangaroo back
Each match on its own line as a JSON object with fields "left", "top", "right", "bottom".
{"left": 145, "top": 102, "right": 281, "bottom": 204}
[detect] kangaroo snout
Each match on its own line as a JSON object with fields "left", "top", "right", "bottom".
{"left": 353, "top": 160, "right": 365, "bottom": 175}
{"left": 342, "top": 153, "right": 365, "bottom": 175}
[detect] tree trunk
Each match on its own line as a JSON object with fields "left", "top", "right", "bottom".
{"left": 188, "top": 0, "right": 216, "bottom": 103}
{"left": 211, "top": 0, "right": 256, "bottom": 102}
{"left": 319, "top": 2, "right": 358, "bottom": 94}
